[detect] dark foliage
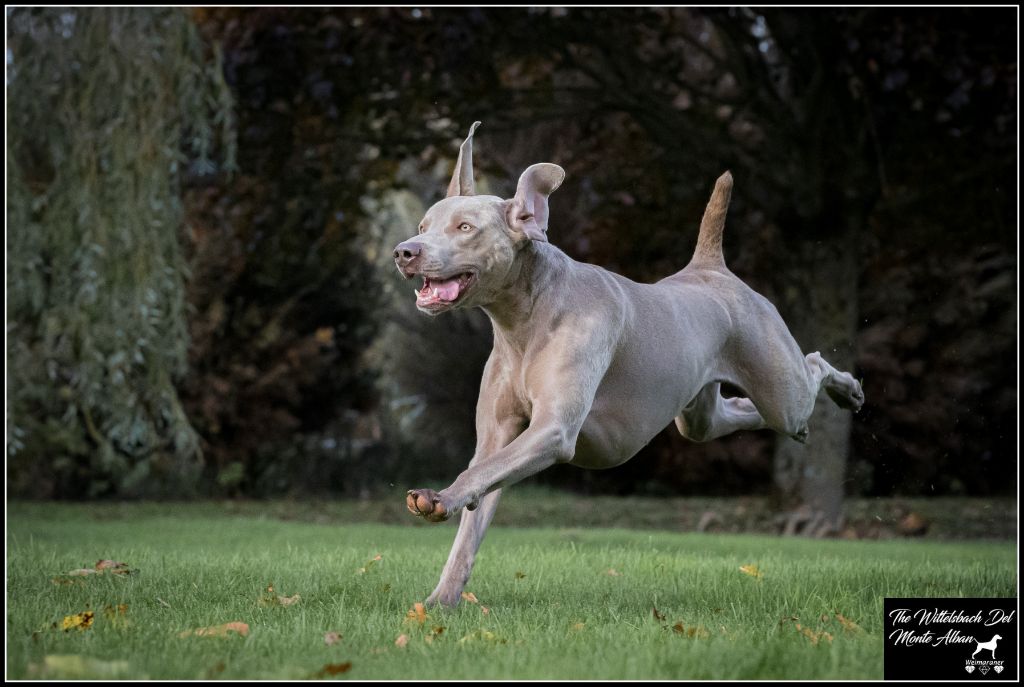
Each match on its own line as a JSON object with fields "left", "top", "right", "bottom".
{"left": 8, "top": 8, "right": 1016, "bottom": 498}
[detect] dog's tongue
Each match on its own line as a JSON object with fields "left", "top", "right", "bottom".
{"left": 432, "top": 276, "right": 461, "bottom": 302}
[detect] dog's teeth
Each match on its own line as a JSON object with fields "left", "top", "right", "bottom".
{"left": 414, "top": 289, "right": 420, "bottom": 297}
{"left": 433, "top": 288, "right": 439, "bottom": 297}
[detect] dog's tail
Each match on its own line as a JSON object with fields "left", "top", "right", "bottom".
{"left": 689, "top": 171, "right": 732, "bottom": 268}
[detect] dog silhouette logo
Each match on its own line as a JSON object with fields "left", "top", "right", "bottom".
{"left": 972, "top": 634, "right": 1002, "bottom": 660}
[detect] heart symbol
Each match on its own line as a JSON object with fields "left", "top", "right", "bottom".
{"left": 965, "top": 666, "right": 975, "bottom": 673}
{"left": 994, "top": 665, "right": 1003, "bottom": 674}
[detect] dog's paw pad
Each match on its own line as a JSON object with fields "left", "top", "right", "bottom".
{"left": 406, "top": 489, "right": 450, "bottom": 522}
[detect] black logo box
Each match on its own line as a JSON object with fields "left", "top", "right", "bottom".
{"left": 884, "top": 598, "right": 1017, "bottom": 681}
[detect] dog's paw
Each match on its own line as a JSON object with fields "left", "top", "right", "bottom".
{"left": 406, "top": 488, "right": 451, "bottom": 522}
{"left": 826, "top": 373, "right": 864, "bottom": 413}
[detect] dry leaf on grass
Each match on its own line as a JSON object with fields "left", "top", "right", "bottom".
{"left": 394, "top": 633, "right": 409, "bottom": 648}
{"left": 570, "top": 622, "right": 586, "bottom": 631}
{"left": 794, "top": 622, "right": 833, "bottom": 645}
{"left": 739, "top": 564, "right": 763, "bottom": 580}
{"left": 834, "top": 612, "right": 863, "bottom": 633}
{"left": 672, "top": 622, "right": 710, "bottom": 638}
{"left": 404, "top": 602, "right": 427, "bottom": 625}
{"left": 514, "top": 571, "right": 526, "bottom": 579}
{"left": 356, "top": 554, "right": 383, "bottom": 575}
{"left": 480, "top": 605, "right": 490, "bottom": 616}
{"left": 313, "top": 662, "right": 352, "bottom": 678}
{"left": 652, "top": 607, "right": 666, "bottom": 622}
{"left": 259, "top": 584, "right": 301, "bottom": 607}
{"left": 605, "top": 568, "right": 622, "bottom": 577}
{"left": 461, "top": 591, "right": 479, "bottom": 604}
{"left": 59, "top": 559, "right": 135, "bottom": 583}
{"left": 179, "top": 622, "right": 249, "bottom": 638}
{"left": 424, "top": 625, "right": 446, "bottom": 644}
{"left": 95, "top": 559, "right": 130, "bottom": 572}
{"left": 59, "top": 611, "right": 94, "bottom": 632}
{"left": 323, "top": 631, "right": 342, "bottom": 646}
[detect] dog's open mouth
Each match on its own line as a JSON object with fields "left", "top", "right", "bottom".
{"left": 415, "top": 272, "right": 476, "bottom": 309}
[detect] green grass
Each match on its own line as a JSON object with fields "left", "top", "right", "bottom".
{"left": 6, "top": 502, "right": 1017, "bottom": 680}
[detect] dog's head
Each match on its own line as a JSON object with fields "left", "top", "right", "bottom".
{"left": 393, "top": 122, "right": 564, "bottom": 315}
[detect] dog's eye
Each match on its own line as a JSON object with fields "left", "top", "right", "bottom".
{"left": 458, "top": 223, "right": 474, "bottom": 233}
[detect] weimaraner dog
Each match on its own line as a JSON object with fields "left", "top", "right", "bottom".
{"left": 393, "top": 122, "right": 864, "bottom": 607}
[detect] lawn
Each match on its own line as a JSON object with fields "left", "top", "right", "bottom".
{"left": 6, "top": 501, "right": 1017, "bottom": 680}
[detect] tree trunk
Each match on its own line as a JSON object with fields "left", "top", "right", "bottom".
{"left": 772, "top": 229, "right": 859, "bottom": 534}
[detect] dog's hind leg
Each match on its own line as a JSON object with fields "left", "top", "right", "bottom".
{"left": 675, "top": 383, "right": 767, "bottom": 442}
{"left": 805, "top": 352, "right": 864, "bottom": 412}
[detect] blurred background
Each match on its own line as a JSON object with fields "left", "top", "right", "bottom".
{"left": 6, "top": 8, "right": 1017, "bottom": 536}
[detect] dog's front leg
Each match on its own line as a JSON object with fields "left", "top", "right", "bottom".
{"left": 424, "top": 489, "right": 503, "bottom": 607}
{"left": 423, "top": 412, "right": 525, "bottom": 607}
{"left": 408, "top": 413, "right": 582, "bottom": 521}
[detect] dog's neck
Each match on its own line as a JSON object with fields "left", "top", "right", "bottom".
{"left": 481, "top": 241, "right": 565, "bottom": 350}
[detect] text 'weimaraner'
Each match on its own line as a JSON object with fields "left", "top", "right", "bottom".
{"left": 393, "top": 122, "right": 864, "bottom": 607}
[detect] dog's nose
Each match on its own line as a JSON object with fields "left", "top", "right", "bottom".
{"left": 393, "top": 241, "right": 423, "bottom": 267}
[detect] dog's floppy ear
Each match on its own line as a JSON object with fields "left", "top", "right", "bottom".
{"left": 445, "top": 121, "right": 481, "bottom": 198}
{"left": 506, "top": 163, "right": 565, "bottom": 243}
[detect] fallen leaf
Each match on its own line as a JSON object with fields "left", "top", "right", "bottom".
{"left": 404, "top": 602, "right": 427, "bottom": 625}
{"left": 259, "top": 584, "right": 301, "bottom": 607}
{"left": 28, "top": 655, "right": 133, "bottom": 679}
{"left": 461, "top": 591, "right": 479, "bottom": 604}
{"left": 672, "top": 622, "right": 709, "bottom": 638}
{"left": 278, "top": 594, "right": 301, "bottom": 607}
{"left": 60, "top": 611, "right": 94, "bottom": 632}
{"left": 514, "top": 571, "right": 526, "bottom": 579}
{"left": 779, "top": 615, "right": 800, "bottom": 625}
{"left": 313, "top": 662, "right": 352, "bottom": 678}
{"left": 64, "top": 560, "right": 135, "bottom": 578}
{"left": 605, "top": 568, "right": 622, "bottom": 577}
{"left": 179, "top": 622, "right": 249, "bottom": 638}
{"left": 571, "top": 622, "right": 586, "bottom": 631}
{"left": 480, "top": 605, "right": 490, "bottom": 616}
{"left": 95, "top": 559, "right": 127, "bottom": 571}
{"left": 834, "top": 612, "right": 863, "bottom": 633}
{"left": 795, "top": 622, "right": 833, "bottom": 645}
{"left": 357, "top": 554, "right": 383, "bottom": 574}
{"left": 394, "top": 633, "right": 409, "bottom": 648}
{"left": 424, "top": 625, "right": 445, "bottom": 644}
{"left": 652, "top": 607, "right": 666, "bottom": 622}
{"left": 739, "top": 564, "right": 763, "bottom": 579}
{"left": 324, "top": 631, "right": 342, "bottom": 646}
